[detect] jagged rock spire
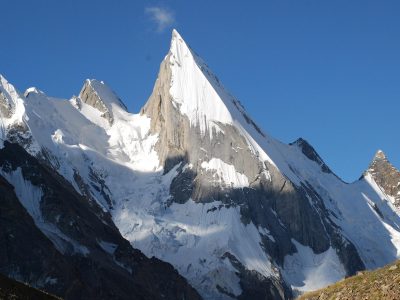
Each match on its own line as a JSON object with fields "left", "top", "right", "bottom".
{"left": 367, "top": 150, "right": 400, "bottom": 209}
{"left": 78, "top": 79, "right": 127, "bottom": 125}
{"left": 373, "top": 149, "right": 387, "bottom": 161}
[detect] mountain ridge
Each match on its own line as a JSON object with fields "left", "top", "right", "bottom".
{"left": 0, "top": 29, "right": 399, "bottom": 300}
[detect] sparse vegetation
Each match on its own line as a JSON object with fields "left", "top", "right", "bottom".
{"left": 298, "top": 260, "right": 400, "bottom": 300}
{"left": 0, "top": 273, "right": 61, "bottom": 300}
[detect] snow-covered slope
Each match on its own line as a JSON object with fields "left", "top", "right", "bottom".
{"left": 0, "top": 76, "right": 201, "bottom": 300}
{"left": 1, "top": 29, "right": 399, "bottom": 300}
{"left": 0, "top": 141, "right": 201, "bottom": 300}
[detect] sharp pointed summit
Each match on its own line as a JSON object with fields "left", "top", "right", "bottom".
{"left": 168, "top": 29, "right": 197, "bottom": 66}
{"left": 172, "top": 28, "right": 182, "bottom": 38}
{"left": 148, "top": 28, "right": 269, "bottom": 141}
{"left": 169, "top": 29, "right": 191, "bottom": 54}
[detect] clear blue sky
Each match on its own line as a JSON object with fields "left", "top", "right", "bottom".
{"left": 1, "top": 0, "right": 399, "bottom": 182}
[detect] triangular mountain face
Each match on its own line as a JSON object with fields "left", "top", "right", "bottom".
{"left": 78, "top": 79, "right": 128, "bottom": 125}
{"left": 0, "top": 30, "right": 399, "bottom": 300}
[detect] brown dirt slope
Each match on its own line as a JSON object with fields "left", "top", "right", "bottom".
{"left": 298, "top": 260, "right": 400, "bottom": 300}
{"left": 0, "top": 273, "right": 60, "bottom": 300}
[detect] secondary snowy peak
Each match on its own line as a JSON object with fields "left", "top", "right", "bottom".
{"left": 78, "top": 79, "right": 127, "bottom": 124}
{"left": 0, "top": 74, "right": 32, "bottom": 149}
{"left": 365, "top": 150, "right": 400, "bottom": 210}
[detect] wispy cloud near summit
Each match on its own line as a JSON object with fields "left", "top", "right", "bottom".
{"left": 145, "top": 6, "right": 175, "bottom": 33}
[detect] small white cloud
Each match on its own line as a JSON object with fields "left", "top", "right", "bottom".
{"left": 145, "top": 6, "right": 175, "bottom": 32}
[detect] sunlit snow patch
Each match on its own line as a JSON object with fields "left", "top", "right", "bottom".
{"left": 201, "top": 158, "right": 249, "bottom": 188}
{"left": 283, "top": 239, "right": 346, "bottom": 293}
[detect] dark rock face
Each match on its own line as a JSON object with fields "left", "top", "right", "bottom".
{"left": 222, "top": 252, "right": 291, "bottom": 300}
{"left": 0, "top": 174, "right": 73, "bottom": 297}
{"left": 0, "top": 142, "right": 202, "bottom": 300}
{"left": 366, "top": 150, "right": 400, "bottom": 209}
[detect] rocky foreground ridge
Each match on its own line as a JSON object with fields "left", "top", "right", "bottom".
{"left": 0, "top": 273, "right": 61, "bottom": 300}
{"left": 298, "top": 260, "right": 400, "bottom": 300}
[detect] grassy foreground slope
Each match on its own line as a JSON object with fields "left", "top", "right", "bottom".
{"left": 298, "top": 260, "right": 400, "bottom": 300}
{"left": 0, "top": 273, "right": 60, "bottom": 300}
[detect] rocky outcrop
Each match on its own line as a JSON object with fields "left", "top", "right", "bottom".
{"left": 0, "top": 91, "right": 13, "bottom": 118}
{"left": 78, "top": 79, "right": 127, "bottom": 125}
{"left": 366, "top": 150, "right": 400, "bottom": 209}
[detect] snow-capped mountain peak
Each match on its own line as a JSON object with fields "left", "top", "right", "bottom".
{"left": 167, "top": 29, "right": 266, "bottom": 140}
{"left": 168, "top": 29, "right": 235, "bottom": 136}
